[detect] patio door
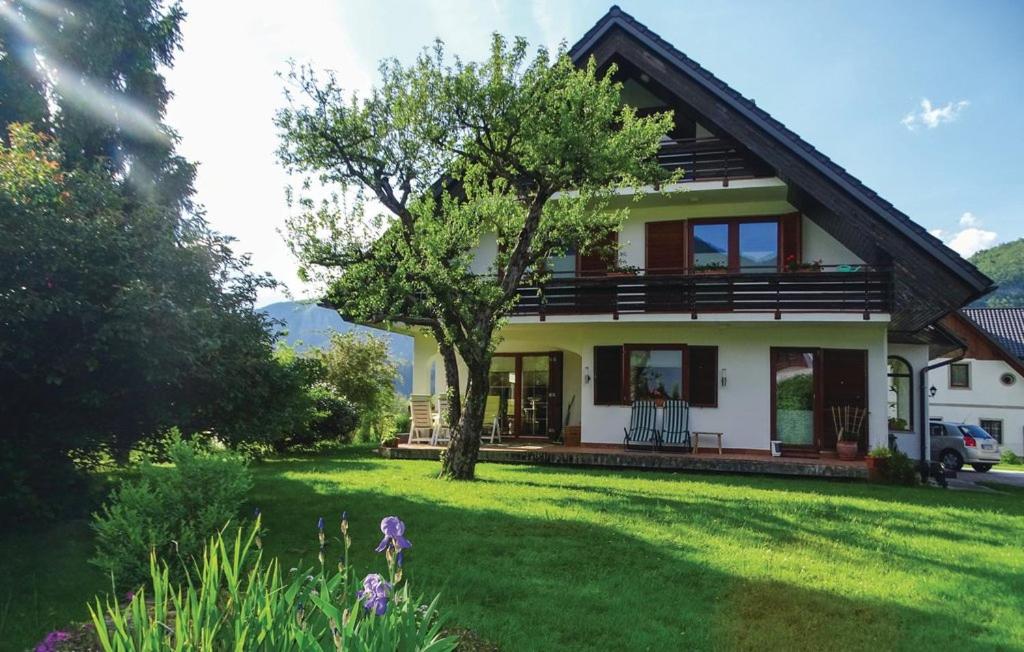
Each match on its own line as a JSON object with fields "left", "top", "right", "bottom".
{"left": 772, "top": 348, "right": 819, "bottom": 450}
{"left": 771, "top": 348, "right": 868, "bottom": 453}
{"left": 488, "top": 353, "right": 563, "bottom": 438}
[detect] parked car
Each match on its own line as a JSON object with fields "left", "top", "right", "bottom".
{"left": 929, "top": 421, "right": 1002, "bottom": 472}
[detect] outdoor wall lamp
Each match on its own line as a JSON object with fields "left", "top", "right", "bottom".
{"left": 721, "top": 368, "right": 727, "bottom": 387}
{"left": 584, "top": 366, "right": 591, "bottom": 384}
{"left": 929, "top": 385, "right": 937, "bottom": 398}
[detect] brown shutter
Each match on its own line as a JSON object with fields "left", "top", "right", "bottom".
{"left": 780, "top": 212, "right": 802, "bottom": 269}
{"left": 578, "top": 232, "right": 618, "bottom": 276}
{"left": 645, "top": 220, "right": 687, "bottom": 274}
{"left": 688, "top": 346, "right": 718, "bottom": 407}
{"left": 593, "top": 346, "right": 623, "bottom": 405}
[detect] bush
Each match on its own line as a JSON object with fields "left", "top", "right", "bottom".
{"left": 90, "top": 432, "right": 252, "bottom": 588}
{"left": 879, "top": 450, "right": 918, "bottom": 486}
{"left": 87, "top": 515, "right": 456, "bottom": 651}
{"left": 276, "top": 383, "right": 360, "bottom": 451}
{"left": 1001, "top": 449, "right": 1022, "bottom": 465}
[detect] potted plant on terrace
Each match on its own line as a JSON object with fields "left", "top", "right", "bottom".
{"left": 866, "top": 445, "right": 892, "bottom": 481}
{"left": 831, "top": 405, "right": 866, "bottom": 461}
{"left": 693, "top": 261, "right": 727, "bottom": 275}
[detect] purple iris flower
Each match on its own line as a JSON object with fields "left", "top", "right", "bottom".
{"left": 356, "top": 573, "right": 391, "bottom": 615}
{"left": 35, "top": 631, "right": 70, "bottom": 652}
{"left": 317, "top": 516, "right": 325, "bottom": 530}
{"left": 375, "top": 516, "right": 411, "bottom": 553}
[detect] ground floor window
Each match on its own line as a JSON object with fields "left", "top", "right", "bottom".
{"left": 887, "top": 356, "right": 913, "bottom": 431}
{"left": 626, "top": 345, "right": 684, "bottom": 401}
{"left": 980, "top": 419, "right": 1003, "bottom": 443}
{"left": 592, "top": 344, "right": 718, "bottom": 407}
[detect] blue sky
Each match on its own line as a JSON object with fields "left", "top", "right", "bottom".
{"left": 162, "top": 1, "right": 1024, "bottom": 305}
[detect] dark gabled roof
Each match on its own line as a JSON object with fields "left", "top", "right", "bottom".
{"left": 962, "top": 308, "right": 1024, "bottom": 359}
{"left": 569, "top": 6, "right": 994, "bottom": 299}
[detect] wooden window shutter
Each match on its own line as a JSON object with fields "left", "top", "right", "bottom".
{"left": 780, "top": 212, "right": 802, "bottom": 267}
{"left": 577, "top": 232, "right": 618, "bottom": 276}
{"left": 645, "top": 220, "right": 687, "bottom": 274}
{"left": 688, "top": 346, "right": 718, "bottom": 407}
{"left": 593, "top": 346, "right": 623, "bottom": 405}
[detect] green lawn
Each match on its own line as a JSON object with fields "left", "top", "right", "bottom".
{"left": 3, "top": 447, "right": 1024, "bottom": 650}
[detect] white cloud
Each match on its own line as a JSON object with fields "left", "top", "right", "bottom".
{"left": 901, "top": 98, "right": 969, "bottom": 130}
{"left": 946, "top": 228, "right": 998, "bottom": 257}
{"left": 958, "top": 211, "right": 978, "bottom": 227}
{"left": 931, "top": 213, "right": 999, "bottom": 257}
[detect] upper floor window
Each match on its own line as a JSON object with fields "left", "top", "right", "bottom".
{"left": 690, "top": 218, "right": 780, "bottom": 273}
{"left": 887, "top": 356, "right": 913, "bottom": 431}
{"left": 949, "top": 362, "right": 971, "bottom": 389}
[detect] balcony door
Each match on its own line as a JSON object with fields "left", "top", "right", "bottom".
{"left": 487, "top": 353, "right": 563, "bottom": 439}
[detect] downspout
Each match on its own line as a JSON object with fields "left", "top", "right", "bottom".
{"left": 918, "top": 350, "right": 966, "bottom": 482}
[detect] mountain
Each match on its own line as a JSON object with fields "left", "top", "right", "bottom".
{"left": 970, "top": 239, "right": 1024, "bottom": 308}
{"left": 260, "top": 301, "right": 413, "bottom": 395}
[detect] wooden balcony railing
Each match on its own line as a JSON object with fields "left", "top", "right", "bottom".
{"left": 656, "top": 136, "right": 773, "bottom": 182}
{"left": 511, "top": 266, "right": 893, "bottom": 320}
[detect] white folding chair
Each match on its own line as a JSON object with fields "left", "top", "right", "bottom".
{"left": 432, "top": 396, "right": 452, "bottom": 445}
{"left": 408, "top": 395, "right": 434, "bottom": 444}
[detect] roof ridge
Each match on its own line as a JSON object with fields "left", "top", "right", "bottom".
{"left": 569, "top": 5, "right": 993, "bottom": 296}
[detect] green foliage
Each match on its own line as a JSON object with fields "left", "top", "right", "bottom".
{"left": 867, "top": 445, "right": 893, "bottom": 459}
{"left": 1, "top": 0, "right": 290, "bottom": 518}
{"left": 309, "top": 332, "right": 398, "bottom": 442}
{"left": 88, "top": 518, "right": 456, "bottom": 651}
{"left": 877, "top": 450, "right": 919, "bottom": 486}
{"left": 90, "top": 433, "right": 252, "bottom": 588}
{"left": 277, "top": 34, "right": 674, "bottom": 476}
{"left": 1001, "top": 449, "right": 1022, "bottom": 465}
{"left": 970, "top": 239, "right": 1024, "bottom": 307}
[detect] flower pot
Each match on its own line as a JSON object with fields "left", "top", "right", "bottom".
{"left": 380, "top": 438, "right": 399, "bottom": 449}
{"left": 836, "top": 440, "right": 859, "bottom": 461}
{"left": 866, "top": 456, "right": 889, "bottom": 481}
{"left": 563, "top": 425, "right": 581, "bottom": 447}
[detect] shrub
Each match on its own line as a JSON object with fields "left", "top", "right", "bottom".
{"left": 879, "top": 450, "right": 918, "bottom": 486}
{"left": 88, "top": 515, "right": 456, "bottom": 651}
{"left": 312, "top": 332, "right": 397, "bottom": 442}
{"left": 90, "top": 432, "right": 252, "bottom": 588}
{"left": 1001, "top": 449, "right": 1022, "bottom": 465}
{"left": 867, "top": 445, "right": 892, "bottom": 459}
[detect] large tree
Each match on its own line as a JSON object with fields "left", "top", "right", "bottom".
{"left": 0, "top": 1, "right": 288, "bottom": 517}
{"left": 277, "top": 37, "right": 674, "bottom": 478}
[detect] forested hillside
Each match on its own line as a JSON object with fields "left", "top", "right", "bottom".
{"left": 970, "top": 239, "right": 1024, "bottom": 307}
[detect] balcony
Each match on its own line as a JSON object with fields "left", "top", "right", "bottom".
{"left": 511, "top": 266, "right": 893, "bottom": 320}
{"left": 656, "top": 136, "right": 774, "bottom": 181}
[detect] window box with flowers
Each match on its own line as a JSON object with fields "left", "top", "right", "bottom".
{"left": 783, "top": 255, "right": 823, "bottom": 272}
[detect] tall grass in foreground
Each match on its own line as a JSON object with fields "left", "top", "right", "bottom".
{"left": 88, "top": 514, "right": 456, "bottom": 651}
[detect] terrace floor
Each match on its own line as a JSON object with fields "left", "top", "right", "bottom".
{"left": 383, "top": 441, "right": 868, "bottom": 479}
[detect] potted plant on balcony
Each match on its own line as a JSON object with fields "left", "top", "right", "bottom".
{"left": 783, "top": 254, "right": 823, "bottom": 272}
{"left": 831, "top": 405, "right": 865, "bottom": 461}
{"left": 693, "top": 261, "right": 727, "bottom": 275}
{"left": 866, "top": 445, "right": 892, "bottom": 481}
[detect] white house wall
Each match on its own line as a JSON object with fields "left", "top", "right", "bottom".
{"left": 465, "top": 190, "right": 862, "bottom": 274}
{"left": 888, "top": 342, "right": 931, "bottom": 460}
{"left": 930, "top": 358, "right": 1024, "bottom": 455}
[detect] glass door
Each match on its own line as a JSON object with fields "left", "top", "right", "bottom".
{"left": 486, "top": 356, "right": 517, "bottom": 437}
{"left": 772, "top": 349, "right": 818, "bottom": 448}
{"left": 520, "top": 355, "right": 550, "bottom": 436}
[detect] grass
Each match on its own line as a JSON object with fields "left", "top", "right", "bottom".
{"left": 3, "top": 446, "right": 1024, "bottom": 650}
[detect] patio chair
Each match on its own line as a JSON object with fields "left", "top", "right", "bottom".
{"left": 432, "top": 396, "right": 452, "bottom": 445}
{"left": 659, "top": 399, "right": 692, "bottom": 452}
{"left": 623, "top": 399, "right": 659, "bottom": 450}
{"left": 408, "top": 395, "right": 434, "bottom": 444}
{"left": 482, "top": 395, "right": 503, "bottom": 445}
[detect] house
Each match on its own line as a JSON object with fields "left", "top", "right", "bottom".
{"left": 405, "top": 6, "right": 994, "bottom": 462}
{"left": 928, "top": 309, "right": 1024, "bottom": 455}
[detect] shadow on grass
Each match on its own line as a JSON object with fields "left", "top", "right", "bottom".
{"left": 250, "top": 456, "right": 1020, "bottom": 651}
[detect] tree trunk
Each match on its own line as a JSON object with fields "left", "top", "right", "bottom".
{"left": 436, "top": 337, "right": 462, "bottom": 425}
{"left": 439, "top": 362, "right": 489, "bottom": 479}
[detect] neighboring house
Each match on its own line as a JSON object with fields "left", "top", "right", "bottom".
{"left": 929, "top": 309, "right": 1024, "bottom": 455}
{"left": 403, "top": 7, "right": 994, "bottom": 460}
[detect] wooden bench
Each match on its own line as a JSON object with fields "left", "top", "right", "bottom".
{"left": 693, "top": 431, "right": 723, "bottom": 455}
